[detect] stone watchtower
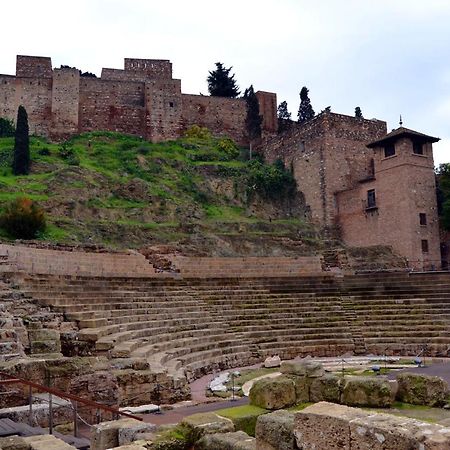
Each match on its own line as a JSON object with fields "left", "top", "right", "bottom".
{"left": 337, "top": 126, "right": 441, "bottom": 270}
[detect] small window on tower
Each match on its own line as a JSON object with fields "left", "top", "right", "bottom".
{"left": 419, "top": 213, "right": 427, "bottom": 226}
{"left": 169, "top": 101, "right": 174, "bottom": 108}
{"left": 413, "top": 141, "right": 424, "bottom": 155}
{"left": 384, "top": 143, "right": 395, "bottom": 158}
{"left": 367, "top": 189, "right": 376, "bottom": 209}
{"left": 421, "top": 240, "right": 429, "bottom": 253}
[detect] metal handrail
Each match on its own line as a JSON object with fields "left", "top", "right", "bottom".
{"left": 0, "top": 371, "right": 142, "bottom": 438}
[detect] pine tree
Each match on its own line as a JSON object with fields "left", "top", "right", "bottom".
{"left": 297, "top": 87, "right": 315, "bottom": 124}
{"left": 12, "top": 106, "right": 30, "bottom": 175}
{"left": 243, "top": 85, "right": 262, "bottom": 158}
{"left": 355, "top": 107, "right": 363, "bottom": 119}
{"left": 277, "top": 101, "right": 292, "bottom": 133}
{"left": 207, "top": 62, "right": 240, "bottom": 98}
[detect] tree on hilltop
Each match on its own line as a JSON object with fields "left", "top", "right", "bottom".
{"left": 243, "top": 85, "right": 262, "bottom": 158}
{"left": 355, "top": 106, "right": 363, "bottom": 119}
{"left": 207, "top": 62, "right": 240, "bottom": 98}
{"left": 12, "top": 106, "right": 30, "bottom": 176}
{"left": 277, "top": 101, "right": 292, "bottom": 133}
{"left": 297, "top": 87, "right": 315, "bottom": 124}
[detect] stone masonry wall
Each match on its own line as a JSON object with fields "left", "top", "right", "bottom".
{"left": 78, "top": 78, "right": 146, "bottom": 137}
{"left": 0, "top": 55, "right": 277, "bottom": 145}
{"left": 337, "top": 138, "right": 441, "bottom": 269}
{"left": 263, "top": 112, "right": 386, "bottom": 227}
{"left": 181, "top": 94, "right": 247, "bottom": 145}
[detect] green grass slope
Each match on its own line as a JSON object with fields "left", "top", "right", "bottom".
{"left": 0, "top": 131, "right": 320, "bottom": 254}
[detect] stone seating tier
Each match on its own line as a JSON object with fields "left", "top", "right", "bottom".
{"left": 16, "top": 270, "right": 450, "bottom": 391}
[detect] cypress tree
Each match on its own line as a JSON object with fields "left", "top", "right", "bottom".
{"left": 12, "top": 106, "right": 30, "bottom": 175}
{"left": 243, "top": 85, "right": 262, "bottom": 158}
{"left": 207, "top": 62, "right": 240, "bottom": 98}
{"left": 355, "top": 106, "right": 363, "bottom": 119}
{"left": 297, "top": 87, "right": 315, "bottom": 124}
{"left": 277, "top": 101, "right": 292, "bottom": 133}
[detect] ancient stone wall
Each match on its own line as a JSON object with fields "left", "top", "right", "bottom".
{"left": 51, "top": 68, "right": 80, "bottom": 139}
{"left": 263, "top": 112, "right": 387, "bottom": 227}
{"left": 78, "top": 78, "right": 146, "bottom": 136}
{"left": 0, "top": 55, "right": 277, "bottom": 145}
{"left": 16, "top": 55, "right": 52, "bottom": 78}
{"left": 181, "top": 94, "right": 247, "bottom": 145}
{"left": 337, "top": 138, "right": 441, "bottom": 269}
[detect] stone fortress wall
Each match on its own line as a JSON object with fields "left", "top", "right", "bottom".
{"left": 263, "top": 112, "right": 441, "bottom": 270}
{"left": 0, "top": 55, "right": 278, "bottom": 144}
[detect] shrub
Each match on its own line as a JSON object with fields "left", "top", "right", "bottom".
{"left": 184, "top": 125, "right": 212, "bottom": 140}
{"left": 38, "top": 147, "right": 51, "bottom": 156}
{"left": 0, "top": 197, "right": 46, "bottom": 239}
{"left": 246, "top": 159, "right": 297, "bottom": 200}
{"left": 217, "top": 138, "right": 240, "bottom": 160}
{"left": 58, "top": 144, "right": 80, "bottom": 165}
{"left": 0, "top": 118, "right": 15, "bottom": 137}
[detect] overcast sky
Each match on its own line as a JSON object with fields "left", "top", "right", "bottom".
{"left": 1, "top": 0, "right": 449, "bottom": 166}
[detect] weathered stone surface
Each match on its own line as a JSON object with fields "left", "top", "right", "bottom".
{"left": 342, "top": 376, "right": 393, "bottom": 407}
{"left": 280, "top": 360, "right": 324, "bottom": 378}
{"left": 112, "top": 445, "right": 147, "bottom": 450}
{"left": 91, "top": 418, "right": 145, "bottom": 450}
{"left": 196, "top": 431, "right": 256, "bottom": 450}
{"left": 249, "top": 377, "right": 296, "bottom": 410}
{"left": 0, "top": 435, "right": 30, "bottom": 450}
{"left": 264, "top": 356, "right": 281, "bottom": 368}
{"left": 286, "top": 375, "right": 310, "bottom": 404}
{"left": 294, "top": 401, "right": 450, "bottom": 450}
{"left": 255, "top": 410, "right": 295, "bottom": 450}
{"left": 118, "top": 421, "right": 157, "bottom": 446}
{"left": 181, "top": 412, "right": 235, "bottom": 443}
{"left": 309, "top": 373, "right": 342, "bottom": 403}
{"left": 23, "top": 434, "right": 76, "bottom": 449}
{"left": 396, "top": 373, "right": 449, "bottom": 407}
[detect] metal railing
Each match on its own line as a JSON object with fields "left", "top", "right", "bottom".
{"left": 0, "top": 371, "right": 142, "bottom": 438}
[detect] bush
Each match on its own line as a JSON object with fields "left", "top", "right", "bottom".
{"left": 58, "top": 144, "right": 80, "bottom": 165}
{"left": 0, "top": 197, "right": 46, "bottom": 239}
{"left": 217, "top": 138, "right": 239, "bottom": 160}
{"left": 0, "top": 118, "right": 15, "bottom": 137}
{"left": 246, "top": 158, "right": 297, "bottom": 200}
{"left": 184, "top": 125, "right": 212, "bottom": 140}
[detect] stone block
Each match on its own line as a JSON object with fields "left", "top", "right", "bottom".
{"left": 309, "top": 373, "right": 342, "bottom": 403}
{"left": 91, "top": 418, "right": 146, "bottom": 450}
{"left": 249, "top": 377, "right": 296, "bottom": 410}
{"left": 396, "top": 373, "right": 449, "bottom": 407}
{"left": 0, "top": 435, "right": 30, "bottom": 450}
{"left": 342, "top": 376, "right": 393, "bottom": 407}
{"left": 196, "top": 431, "right": 256, "bottom": 450}
{"left": 255, "top": 410, "right": 295, "bottom": 450}
{"left": 30, "top": 340, "right": 61, "bottom": 354}
{"left": 118, "top": 421, "right": 156, "bottom": 446}
{"left": 286, "top": 375, "right": 310, "bottom": 404}
{"left": 264, "top": 356, "right": 281, "bottom": 368}
{"left": 23, "top": 434, "right": 76, "bottom": 449}
{"left": 28, "top": 329, "right": 60, "bottom": 342}
{"left": 294, "top": 401, "right": 450, "bottom": 450}
{"left": 181, "top": 412, "right": 235, "bottom": 443}
{"left": 280, "top": 360, "right": 324, "bottom": 378}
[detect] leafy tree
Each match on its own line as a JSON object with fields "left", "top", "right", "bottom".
{"left": 12, "top": 106, "right": 30, "bottom": 175}
{"left": 0, "top": 197, "right": 46, "bottom": 239}
{"left": 297, "top": 87, "right": 315, "bottom": 123}
{"left": 243, "top": 85, "right": 262, "bottom": 158}
{"left": 437, "top": 163, "right": 450, "bottom": 230}
{"left": 355, "top": 106, "right": 363, "bottom": 119}
{"left": 0, "top": 118, "right": 15, "bottom": 137}
{"left": 207, "top": 62, "right": 240, "bottom": 98}
{"left": 277, "top": 101, "right": 292, "bottom": 133}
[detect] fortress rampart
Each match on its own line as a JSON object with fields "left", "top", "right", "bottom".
{"left": 0, "top": 55, "right": 277, "bottom": 143}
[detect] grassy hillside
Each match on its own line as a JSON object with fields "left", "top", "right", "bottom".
{"left": 0, "top": 130, "right": 320, "bottom": 254}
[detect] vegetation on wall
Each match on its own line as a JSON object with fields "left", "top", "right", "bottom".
{"left": 277, "top": 101, "right": 292, "bottom": 133}
{"left": 437, "top": 163, "right": 450, "bottom": 230}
